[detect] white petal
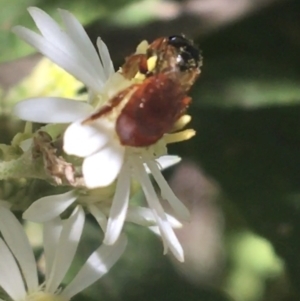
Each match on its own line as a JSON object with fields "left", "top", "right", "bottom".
{"left": 28, "top": 7, "right": 75, "bottom": 57}
{"left": 164, "top": 213, "right": 183, "bottom": 228}
{"left": 12, "top": 26, "right": 101, "bottom": 92}
{"left": 146, "top": 158, "right": 190, "bottom": 221}
{"left": 59, "top": 9, "right": 107, "bottom": 83}
{"left": 148, "top": 201, "right": 184, "bottom": 262}
{"left": 23, "top": 190, "right": 78, "bottom": 222}
{"left": 46, "top": 206, "right": 85, "bottom": 293}
{"left": 144, "top": 155, "right": 181, "bottom": 173}
{"left": 83, "top": 143, "right": 125, "bottom": 188}
{"left": 88, "top": 204, "right": 107, "bottom": 232}
{"left": 131, "top": 158, "right": 184, "bottom": 262}
{"left": 0, "top": 238, "right": 26, "bottom": 301}
{"left": 63, "top": 119, "right": 111, "bottom": 157}
{"left": 96, "top": 38, "right": 115, "bottom": 78}
{"left": 61, "top": 235, "right": 127, "bottom": 299}
{"left": 28, "top": 7, "right": 103, "bottom": 87}
{"left": 126, "top": 206, "right": 183, "bottom": 228}
{"left": 148, "top": 226, "right": 160, "bottom": 236}
{"left": 0, "top": 201, "right": 11, "bottom": 209}
{"left": 125, "top": 206, "right": 156, "bottom": 226}
{"left": 43, "top": 218, "right": 63, "bottom": 281}
{"left": 13, "top": 97, "right": 93, "bottom": 123}
{"left": 104, "top": 163, "right": 131, "bottom": 245}
{"left": 0, "top": 206, "right": 38, "bottom": 292}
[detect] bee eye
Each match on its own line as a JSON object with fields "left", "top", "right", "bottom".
{"left": 168, "top": 35, "right": 202, "bottom": 71}
{"left": 168, "top": 35, "right": 188, "bottom": 47}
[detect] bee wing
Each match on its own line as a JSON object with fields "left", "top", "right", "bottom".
{"left": 83, "top": 73, "right": 190, "bottom": 147}
{"left": 83, "top": 84, "right": 139, "bottom": 125}
{"left": 116, "top": 73, "right": 191, "bottom": 147}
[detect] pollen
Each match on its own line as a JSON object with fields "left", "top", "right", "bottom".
{"left": 147, "top": 56, "right": 158, "bottom": 72}
{"left": 134, "top": 71, "right": 146, "bottom": 81}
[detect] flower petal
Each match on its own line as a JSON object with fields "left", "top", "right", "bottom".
{"left": 46, "top": 206, "right": 85, "bottom": 293}
{"left": 146, "top": 158, "right": 190, "bottom": 221}
{"left": 104, "top": 162, "right": 131, "bottom": 245}
{"left": 63, "top": 119, "right": 111, "bottom": 157}
{"left": 148, "top": 226, "right": 160, "bottom": 236}
{"left": 88, "top": 204, "right": 107, "bottom": 232}
{"left": 126, "top": 206, "right": 183, "bottom": 228}
{"left": 23, "top": 190, "right": 78, "bottom": 222}
{"left": 13, "top": 97, "right": 93, "bottom": 123}
{"left": 61, "top": 235, "right": 127, "bottom": 299}
{"left": 96, "top": 37, "right": 115, "bottom": 79}
{"left": 27, "top": 7, "right": 103, "bottom": 86}
{"left": 0, "top": 201, "right": 11, "bottom": 209}
{"left": 0, "top": 238, "right": 26, "bottom": 301}
{"left": 12, "top": 26, "right": 101, "bottom": 92}
{"left": 83, "top": 143, "right": 125, "bottom": 188}
{"left": 59, "top": 9, "right": 107, "bottom": 83}
{"left": 132, "top": 158, "right": 184, "bottom": 262}
{"left": 144, "top": 155, "right": 181, "bottom": 174}
{"left": 0, "top": 206, "right": 38, "bottom": 292}
{"left": 43, "top": 217, "right": 63, "bottom": 281}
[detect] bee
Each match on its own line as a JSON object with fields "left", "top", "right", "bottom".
{"left": 86, "top": 35, "right": 202, "bottom": 147}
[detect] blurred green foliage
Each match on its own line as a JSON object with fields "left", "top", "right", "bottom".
{"left": 0, "top": 0, "right": 141, "bottom": 62}
{"left": 2, "top": 57, "right": 84, "bottom": 113}
{"left": 224, "top": 231, "right": 283, "bottom": 301}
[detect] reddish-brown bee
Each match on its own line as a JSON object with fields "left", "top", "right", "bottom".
{"left": 86, "top": 35, "right": 202, "bottom": 147}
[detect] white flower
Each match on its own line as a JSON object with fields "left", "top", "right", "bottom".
{"left": 12, "top": 7, "right": 193, "bottom": 262}
{"left": 0, "top": 204, "right": 127, "bottom": 301}
{"left": 63, "top": 116, "right": 191, "bottom": 262}
{"left": 23, "top": 155, "right": 185, "bottom": 261}
{"left": 12, "top": 6, "right": 124, "bottom": 123}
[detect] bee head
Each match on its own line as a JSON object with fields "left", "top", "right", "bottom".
{"left": 167, "top": 35, "right": 202, "bottom": 72}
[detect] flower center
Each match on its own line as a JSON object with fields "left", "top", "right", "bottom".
{"left": 26, "top": 292, "right": 68, "bottom": 301}
{"left": 77, "top": 184, "right": 117, "bottom": 206}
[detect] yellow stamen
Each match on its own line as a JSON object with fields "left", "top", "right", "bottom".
{"left": 164, "top": 129, "right": 196, "bottom": 144}
{"left": 172, "top": 115, "right": 192, "bottom": 131}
